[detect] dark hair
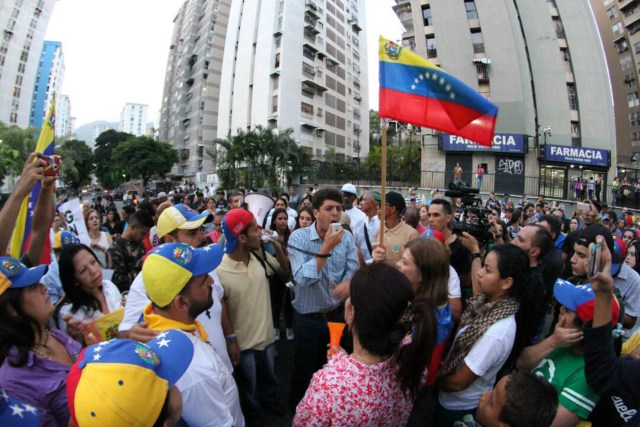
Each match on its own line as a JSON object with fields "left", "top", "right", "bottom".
{"left": 540, "top": 214, "right": 561, "bottom": 237}
{"left": 295, "top": 206, "right": 315, "bottom": 230}
{"left": 350, "top": 263, "right": 436, "bottom": 400}
{"left": 59, "top": 244, "right": 103, "bottom": 315}
{"left": 499, "top": 370, "right": 559, "bottom": 427}
{"left": 507, "top": 209, "right": 522, "bottom": 227}
{"left": 490, "top": 205, "right": 501, "bottom": 216}
{"left": 129, "top": 210, "right": 155, "bottom": 229}
{"left": 491, "top": 244, "right": 548, "bottom": 363}
{"left": 270, "top": 208, "right": 290, "bottom": 242}
{"left": 429, "top": 198, "right": 452, "bottom": 216}
{"left": 122, "top": 205, "right": 136, "bottom": 215}
{"left": 138, "top": 201, "right": 155, "bottom": 218}
{"left": 404, "top": 238, "right": 449, "bottom": 307}
{"left": 526, "top": 224, "right": 553, "bottom": 259}
{"left": 0, "top": 287, "right": 39, "bottom": 367}
{"left": 492, "top": 219, "right": 511, "bottom": 243}
{"left": 404, "top": 206, "right": 420, "bottom": 229}
{"left": 629, "top": 240, "right": 640, "bottom": 275}
{"left": 312, "top": 188, "right": 343, "bottom": 211}
{"left": 104, "top": 207, "right": 121, "bottom": 224}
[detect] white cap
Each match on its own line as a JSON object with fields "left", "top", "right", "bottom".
{"left": 156, "top": 191, "right": 167, "bottom": 198}
{"left": 340, "top": 183, "right": 357, "bottom": 195}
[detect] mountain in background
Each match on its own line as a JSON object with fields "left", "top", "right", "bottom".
{"left": 73, "top": 121, "right": 118, "bottom": 149}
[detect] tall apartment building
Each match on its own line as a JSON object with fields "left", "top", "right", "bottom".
{"left": 158, "top": 0, "right": 232, "bottom": 183}
{"left": 592, "top": 0, "right": 640, "bottom": 177}
{"left": 30, "top": 40, "right": 64, "bottom": 129}
{"left": 218, "top": 0, "right": 369, "bottom": 163}
{"left": 0, "top": 0, "right": 56, "bottom": 128}
{"left": 56, "top": 94, "right": 72, "bottom": 137}
{"left": 396, "top": 0, "right": 615, "bottom": 200}
{"left": 120, "top": 103, "right": 149, "bottom": 136}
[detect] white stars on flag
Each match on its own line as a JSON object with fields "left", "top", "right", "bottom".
{"left": 157, "top": 338, "right": 171, "bottom": 348}
{"left": 10, "top": 404, "right": 25, "bottom": 418}
{"left": 408, "top": 70, "right": 456, "bottom": 101}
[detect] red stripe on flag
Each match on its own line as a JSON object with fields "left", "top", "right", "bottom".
{"left": 379, "top": 88, "right": 496, "bottom": 147}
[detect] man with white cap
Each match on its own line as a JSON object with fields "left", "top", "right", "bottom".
{"left": 341, "top": 183, "right": 370, "bottom": 260}
{"left": 117, "top": 204, "right": 234, "bottom": 373}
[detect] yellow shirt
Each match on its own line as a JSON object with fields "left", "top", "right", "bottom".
{"left": 622, "top": 332, "right": 640, "bottom": 356}
{"left": 216, "top": 252, "right": 279, "bottom": 351}
{"left": 377, "top": 220, "right": 420, "bottom": 265}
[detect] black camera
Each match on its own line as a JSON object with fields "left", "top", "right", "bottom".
{"left": 445, "top": 183, "right": 493, "bottom": 243}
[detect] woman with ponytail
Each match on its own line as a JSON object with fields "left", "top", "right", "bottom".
{"left": 435, "top": 243, "right": 531, "bottom": 426}
{"left": 293, "top": 263, "right": 437, "bottom": 427}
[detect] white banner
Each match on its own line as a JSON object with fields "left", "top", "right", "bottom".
{"left": 59, "top": 198, "right": 90, "bottom": 246}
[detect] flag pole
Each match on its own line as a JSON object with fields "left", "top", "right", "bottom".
{"left": 380, "top": 119, "right": 388, "bottom": 248}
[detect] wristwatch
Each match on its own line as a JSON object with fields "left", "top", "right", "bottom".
{"left": 471, "top": 252, "right": 481, "bottom": 260}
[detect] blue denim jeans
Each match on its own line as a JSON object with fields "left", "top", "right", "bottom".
{"left": 235, "top": 343, "right": 278, "bottom": 414}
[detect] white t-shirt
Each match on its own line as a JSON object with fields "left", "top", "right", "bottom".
{"left": 59, "top": 280, "right": 122, "bottom": 326}
{"left": 346, "top": 207, "right": 369, "bottom": 259}
{"left": 265, "top": 208, "right": 297, "bottom": 231}
{"left": 176, "top": 330, "right": 245, "bottom": 427}
{"left": 439, "top": 315, "right": 516, "bottom": 410}
{"left": 119, "top": 270, "right": 233, "bottom": 373}
{"left": 448, "top": 266, "right": 461, "bottom": 299}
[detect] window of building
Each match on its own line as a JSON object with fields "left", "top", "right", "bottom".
{"left": 607, "top": 5, "right": 619, "bottom": 20}
{"left": 612, "top": 22, "right": 624, "bottom": 37}
{"left": 426, "top": 35, "right": 437, "bottom": 58}
{"left": 465, "top": 0, "right": 479, "bottom": 20}
{"left": 617, "top": 39, "right": 629, "bottom": 53}
{"left": 630, "top": 111, "right": 640, "bottom": 127}
{"left": 567, "top": 84, "right": 577, "bottom": 110}
{"left": 272, "top": 95, "right": 278, "bottom": 113}
{"left": 422, "top": 5, "right": 433, "bottom": 26}
{"left": 471, "top": 31, "right": 484, "bottom": 54}
{"left": 625, "top": 73, "right": 636, "bottom": 88}
{"left": 635, "top": 41, "right": 640, "bottom": 53}
{"left": 301, "top": 102, "right": 314, "bottom": 115}
{"left": 571, "top": 122, "right": 581, "bottom": 137}
{"left": 560, "top": 48, "right": 570, "bottom": 62}
{"left": 621, "top": 54, "right": 633, "bottom": 70}
{"left": 554, "top": 18, "right": 565, "bottom": 39}
{"left": 603, "top": 0, "right": 614, "bottom": 6}
{"left": 628, "top": 92, "right": 639, "bottom": 108}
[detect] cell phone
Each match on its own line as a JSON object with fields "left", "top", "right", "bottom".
{"left": 38, "top": 154, "right": 61, "bottom": 177}
{"left": 577, "top": 202, "right": 590, "bottom": 212}
{"left": 331, "top": 223, "right": 341, "bottom": 233}
{"left": 589, "top": 243, "right": 602, "bottom": 277}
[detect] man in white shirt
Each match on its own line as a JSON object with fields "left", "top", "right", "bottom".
{"left": 360, "top": 190, "right": 381, "bottom": 263}
{"left": 341, "top": 183, "right": 369, "bottom": 260}
{"left": 142, "top": 242, "right": 244, "bottom": 427}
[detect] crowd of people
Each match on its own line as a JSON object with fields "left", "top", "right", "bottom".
{"left": 0, "top": 153, "right": 639, "bottom": 426}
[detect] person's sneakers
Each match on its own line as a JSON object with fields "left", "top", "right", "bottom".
{"left": 286, "top": 328, "right": 295, "bottom": 341}
{"left": 274, "top": 328, "right": 280, "bottom": 341}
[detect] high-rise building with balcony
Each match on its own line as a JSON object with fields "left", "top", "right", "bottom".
{"left": 30, "top": 40, "right": 64, "bottom": 130}
{"left": 0, "top": 0, "right": 56, "bottom": 128}
{"left": 158, "top": 0, "right": 232, "bottom": 184}
{"left": 120, "top": 103, "right": 148, "bottom": 136}
{"left": 56, "top": 94, "right": 72, "bottom": 137}
{"left": 592, "top": 0, "right": 640, "bottom": 177}
{"left": 395, "top": 0, "right": 616, "bottom": 200}
{"left": 217, "top": 0, "right": 369, "bottom": 164}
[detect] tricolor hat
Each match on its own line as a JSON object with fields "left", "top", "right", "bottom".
{"left": 553, "top": 279, "right": 620, "bottom": 325}
{"left": 0, "top": 387, "right": 40, "bottom": 426}
{"left": 142, "top": 243, "right": 223, "bottom": 307}
{"left": 0, "top": 257, "right": 47, "bottom": 296}
{"left": 53, "top": 230, "right": 80, "bottom": 250}
{"left": 156, "top": 204, "right": 213, "bottom": 238}
{"left": 67, "top": 330, "right": 194, "bottom": 427}
{"left": 221, "top": 209, "right": 256, "bottom": 254}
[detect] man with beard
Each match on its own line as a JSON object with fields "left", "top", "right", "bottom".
{"left": 142, "top": 243, "right": 244, "bottom": 426}
{"left": 117, "top": 204, "right": 234, "bottom": 373}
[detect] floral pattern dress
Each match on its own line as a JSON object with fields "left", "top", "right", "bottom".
{"left": 293, "top": 352, "right": 413, "bottom": 427}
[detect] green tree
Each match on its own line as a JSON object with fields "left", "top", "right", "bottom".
{"left": 55, "top": 139, "right": 94, "bottom": 192}
{"left": 112, "top": 136, "right": 178, "bottom": 188}
{"left": 0, "top": 123, "right": 38, "bottom": 186}
{"left": 93, "top": 129, "right": 133, "bottom": 189}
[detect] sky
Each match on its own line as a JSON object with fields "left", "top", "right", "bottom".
{"left": 44, "top": 0, "right": 402, "bottom": 128}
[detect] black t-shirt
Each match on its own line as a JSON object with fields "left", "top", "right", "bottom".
{"left": 449, "top": 237, "right": 471, "bottom": 290}
{"left": 589, "top": 392, "right": 639, "bottom": 427}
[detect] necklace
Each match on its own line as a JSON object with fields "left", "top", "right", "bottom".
{"left": 32, "top": 330, "right": 52, "bottom": 360}
{"left": 89, "top": 231, "right": 101, "bottom": 239}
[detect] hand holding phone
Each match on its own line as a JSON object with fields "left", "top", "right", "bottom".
{"left": 577, "top": 202, "right": 590, "bottom": 212}
{"left": 589, "top": 243, "right": 602, "bottom": 277}
{"left": 331, "top": 223, "right": 342, "bottom": 233}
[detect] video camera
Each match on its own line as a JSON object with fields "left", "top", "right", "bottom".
{"left": 444, "top": 182, "right": 493, "bottom": 243}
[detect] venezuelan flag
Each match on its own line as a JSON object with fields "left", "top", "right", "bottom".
{"left": 379, "top": 36, "right": 498, "bottom": 147}
{"left": 9, "top": 97, "right": 56, "bottom": 261}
